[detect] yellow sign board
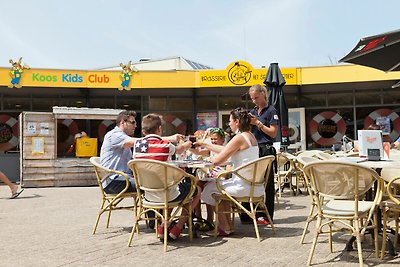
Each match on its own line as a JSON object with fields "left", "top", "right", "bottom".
{"left": 199, "top": 61, "right": 297, "bottom": 87}
{"left": 0, "top": 61, "right": 296, "bottom": 89}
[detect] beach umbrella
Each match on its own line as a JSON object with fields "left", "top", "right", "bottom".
{"left": 264, "top": 63, "right": 289, "bottom": 146}
{"left": 339, "top": 29, "right": 400, "bottom": 72}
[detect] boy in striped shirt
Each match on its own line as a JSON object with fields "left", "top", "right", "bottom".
{"left": 133, "top": 113, "right": 201, "bottom": 240}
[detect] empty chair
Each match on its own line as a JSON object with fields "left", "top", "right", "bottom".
{"left": 380, "top": 168, "right": 400, "bottom": 259}
{"left": 296, "top": 156, "right": 320, "bottom": 244}
{"left": 303, "top": 161, "right": 383, "bottom": 266}
{"left": 90, "top": 157, "right": 137, "bottom": 234}
{"left": 276, "top": 153, "right": 296, "bottom": 197}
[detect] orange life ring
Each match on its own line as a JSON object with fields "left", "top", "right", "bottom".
{"left": 309, "top": 111, "right": 346, "bottom": 147}
{"left": 0, "top": 115, "right": 18, "bottom": 151}
{"left": 161, "top": 114, "right": 186, "bottom": 134}
{"left": 98, "top": 120, "right": 115, "bottom": 142}
{"left": 364, "top": 108, "right": 400, "bottom": 142}
{"left": 57, "top": 119, "right": 79, "bottom": 153}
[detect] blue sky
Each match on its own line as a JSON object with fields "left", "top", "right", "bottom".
{"left": 1, "top": 0, "right": 399, "bottom": 70}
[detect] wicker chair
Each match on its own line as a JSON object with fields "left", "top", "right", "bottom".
{"left": 212, "top": 155, "right": 276, "bottom": 241}
{"left": 127, "top": 159, "right": 196, "bottom": 252}
{"left": 90, "top": 157, "right": 137, "bottom": 235}
{"left": 303, "top": 161, "right": 383, "bottom": 266}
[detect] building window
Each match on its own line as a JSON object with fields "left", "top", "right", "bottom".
{"left": 196, "top": 96, "right": 217, "bottom": 110}
{"left": 355, "top": 89, "right": 381, "bottom": 105}
{"left": 301, "top": 93, "right": 326, "bottom": 107}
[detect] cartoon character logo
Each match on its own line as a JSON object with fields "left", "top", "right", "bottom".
{"left": 119, "top": 61, "right": 138, "bottom": 91}
{"left": 228, "top": 61, "right": 252, "bottom": 85}
{"left": 9, "top": 57, "right": 30, "bottom": 88}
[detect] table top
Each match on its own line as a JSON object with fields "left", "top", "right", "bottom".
{"left": 168, "top": 159, "right": 214, "bottom": 168}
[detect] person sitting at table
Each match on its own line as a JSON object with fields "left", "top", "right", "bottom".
{"left": 100, "top": 110, "right": 183, "bottom": 195}
{"left": 190, "top": 127, "right": 226, "bottom": 225}
{"left": 133, "top": 113, "right": 201, "bottom": 240}
{"left": 198, "top": 107, "right": 260, "bottom": 236}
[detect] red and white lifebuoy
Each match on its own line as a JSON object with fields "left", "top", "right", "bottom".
{"left": 289, "top": 123, "right": 299, "bottom": 142}
{"left": 161, "top": 114, "right": 186, "bottom": 135}
{"left": 98, "top": 120, "right": 115, "bottom": 142}
{"left": 0, "top": 115, "right": 18, "bottom": 151}
{"left": 57, "top": 119, "right": 79, "bottom": 153}
{"left": 364, "top": 108, "right": 400, "bottom": 142}
{"left": 309, "top": 111, "right": 346, "bottom": 147}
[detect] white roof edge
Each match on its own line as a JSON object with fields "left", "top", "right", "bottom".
{"left": 53, "top": 106, "right": 123, "bottom": 116}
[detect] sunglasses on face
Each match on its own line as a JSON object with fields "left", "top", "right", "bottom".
{"left": 126, "top": 120, "right": 136, "bottom": 125}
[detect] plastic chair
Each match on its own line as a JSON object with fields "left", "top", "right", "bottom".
{"left": 303, "top": 161, "right": 383, "bottom": 266}
{"left": 127, "top": 159, "right": 196, "bottom": 252}
{"left": 212, "top": 155, "right": 276, "bottom": 242}
{"left": 380, "top": 168, "right": 400, "bottom": 259}
{"left": 89, "top": 157, "right": 137, "bottom": 235}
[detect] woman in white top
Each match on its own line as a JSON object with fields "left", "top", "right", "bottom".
{"left": 197, "top": 107, "right": 260, "bottom": 235}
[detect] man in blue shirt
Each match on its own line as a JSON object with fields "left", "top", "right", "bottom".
{"left": 100, "top": 110, "right": 183, "bottom": 194}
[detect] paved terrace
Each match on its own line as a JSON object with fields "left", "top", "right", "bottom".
{"left": 1, "top": 186, "right": 399, "bottom": 267}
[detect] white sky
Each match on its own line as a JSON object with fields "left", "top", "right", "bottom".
{"left": 1, "top": 0, "right": 399, "bottom": 70}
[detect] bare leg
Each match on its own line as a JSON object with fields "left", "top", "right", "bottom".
{"left": 176, "top": 186, "right": 202, "bottom": 230}
{"left": 0, "top": 171, "right": 18, "bottom": 195}
{"left": 217, "top": 200, "right": 232, "bottom": 232}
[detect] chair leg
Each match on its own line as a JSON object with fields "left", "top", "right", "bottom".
{"left": 92, "top": 200, "right": 106, "bottom": 234}
{"left": 300, "top": 203, "right": 315, "bottom": 244}
{"left": 373, "top": 212, "right": 379, "bottom": 258}
{"left": 250, "top": 202, "right": 261, "bottom": 242}
{"left": 92, "top": 213, "right": 102, "bottom": 234}
{"left": 328, "top": 222, "right": 333, "bottom": 253}
{"left": 163, "top": 208, "right": 168, "bottom": 252}
{"left": 188, "top": 204, "right": 193, "bottom": 242}
{"left": 128, "top": 216, "right": 139, "bottom": 247}
{"left": 381, "top": 209, "right": 388, "bottom": 259}
{"left": 106, "top": 209, "right": 112, "bottom": 228}
{"left": 307, "top": 215, "right": 322, "bottom": 266}
{"left": 354, "top": 221, "right": 364, "bottom": 267}
{"left": 394, "top": 212, "right": 399, "bottom": 250}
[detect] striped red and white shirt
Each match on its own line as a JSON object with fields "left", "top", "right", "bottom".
{"left": 133, "top": 134, "right": 175, "bottom": 161}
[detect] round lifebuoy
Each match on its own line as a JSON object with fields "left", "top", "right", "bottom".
{"left": 98, "top": 120, "right": 115, "bottom": 142}
{"left": 57, "top": 119, "right": 79, "bottom": 153}
{"left": 364, "top": 108, "right": 400, "bottom": 142}
{"left": 0, "top": 115, "right": 18, "bottom": 151}
{"left": 289, "top": 123, "right": 299, "bottom": 141}
{"left": 309, "top": 111, "right": 346, "bottom": 147}
{"left": 161, "top": 115, "right": 186, "bottom": 135}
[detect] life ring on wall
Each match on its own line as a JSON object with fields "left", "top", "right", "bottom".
{"left": 161, "top": 114, "right": 186, "bottom": 135}
{"left": 0, "top": 115, "right": 18, "bottom": 151}
{"left": 57, "top": 119, "right": 79, "bottom": 153}
{"left": 309, "top": 111, "right": 346, "bottom": 147}
{"left": 289, "top": 123, "right": 299, "bottom": 141}
{"left": 98, "top": 120, "right": 115, "bottom": 142}
{"left": 363, "top": 108, "right": 400, "bottom": 142}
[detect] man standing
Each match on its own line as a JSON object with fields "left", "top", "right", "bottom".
{"left": 246, "top": 84, "right": 279, "bottom": 224}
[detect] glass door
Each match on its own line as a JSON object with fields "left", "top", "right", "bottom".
{"left": 288, "top": 107, "right": 306, "bottom": 151}
{"left": 218, "top": 111, "right": 231, "bottom": 132}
